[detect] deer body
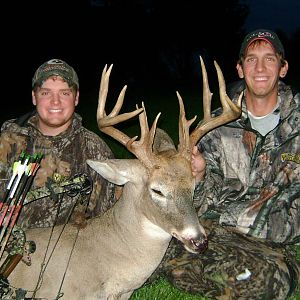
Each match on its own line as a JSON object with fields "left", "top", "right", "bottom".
{"left": 7, "top": 154, "right": 206, "bottom": 299}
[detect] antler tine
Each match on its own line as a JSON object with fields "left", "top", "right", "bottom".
{"left": 97, "top": 64, "right": 144, "bottom": 147}
{"left": 127, "top": 102, "right": 161, "bottom": 167}
{"left": 98, "top": 64, "right": 112, "bottom": 121}
{"left": 189, "top": 56, "right": 242, "bottom": 147}
{"left": 148, "top": 112, "right": 161, "bottom": 151}
{"left": 137, "top": 102, "right": 149, "bottom": 141}
{"left": 214, "top": 60, "right": 243, "bottom": 117}
{"left": 176, "top": 91, "right": 197, "bottom": 159}
{"left": 136, "top": 102, "right": 160, "bottom": 149}
{"left": 200, "top": 56, "right": 213, "bottom": 123}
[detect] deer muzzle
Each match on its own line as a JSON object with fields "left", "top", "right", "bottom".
{"left": 172, "top": 233, "right": 208, "bottom": 254}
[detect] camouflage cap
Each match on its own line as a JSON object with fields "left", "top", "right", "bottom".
{"left": 32, "top": 59, "right": 79, "bottom": 89}
{"left": 239, "top": 29, "right": 285, "bottom": 58}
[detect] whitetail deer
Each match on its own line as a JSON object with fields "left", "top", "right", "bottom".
{"left": 3, "top": 57, "right": 241, "bottom": 299}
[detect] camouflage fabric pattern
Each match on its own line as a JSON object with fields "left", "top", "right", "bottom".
{"left": 23, "top": 173, "right": 92, "bottom": 205}
{"left": 149, "top": 81, "right": 300, "bottom": 299}
{"left": 0, "top": 113, "right": 116, "bottom": 229}
{"left": 194, "top": 81, "right": 300, "bottom": 244}
{"left": 151, "top": 221, "right": 299, "bottom": 299}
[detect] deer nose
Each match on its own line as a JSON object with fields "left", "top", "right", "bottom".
{"left": 191, "top": 238, "right": 208, "bottom": 253}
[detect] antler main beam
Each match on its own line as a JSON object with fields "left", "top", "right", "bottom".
{"left": 177, "top": 56, "right": 242, "bottom": 160}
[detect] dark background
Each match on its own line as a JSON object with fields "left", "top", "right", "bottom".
{"left": 1, "top": 0, "right": 300, "bottom": 128}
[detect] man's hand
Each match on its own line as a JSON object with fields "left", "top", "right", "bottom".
{"left": 191, "top": 146, "right": 206, "bottom": 183}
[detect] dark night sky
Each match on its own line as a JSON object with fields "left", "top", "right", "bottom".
{"left": 1, "top": 0, "right": 300, "bottom": 126}
{"left": 243, "top": 0, "right": 300, "bottom": 37}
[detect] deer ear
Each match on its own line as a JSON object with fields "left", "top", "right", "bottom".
{"left": 87, "top": 159, "right": 146, "bottom": 185}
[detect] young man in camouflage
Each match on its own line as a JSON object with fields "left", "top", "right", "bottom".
{"left": 154, "top": 29, "right": 300, "bottom": 299}
{"left": 0, "top": 59, "right": 116, "bottom": 229}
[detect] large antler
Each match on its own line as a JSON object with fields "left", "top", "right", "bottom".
{"left": 97, "top": 64, "right": 161, "bottom": 168}
{"left": 177, "top": 56, "right": 242, "bottom": 160}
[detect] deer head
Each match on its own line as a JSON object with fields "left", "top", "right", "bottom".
{"left": 87, "top": 57, "right": 241, "bottom": 254}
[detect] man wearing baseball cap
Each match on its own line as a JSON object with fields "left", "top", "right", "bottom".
{"left": 152, "top": 29, "right": 300, "bottom": 299}
{"left": 236, "top": 28, "right": 289, "bottom": 136}
{"left": 0, "top": 59, "right": 117, "bottom": 230}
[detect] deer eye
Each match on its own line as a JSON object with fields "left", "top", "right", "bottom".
{"left": 151, "top": 188, "right": 164, "bottom": 197}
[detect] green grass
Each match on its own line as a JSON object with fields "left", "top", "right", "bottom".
{"left": 130, "top": 277, "right": 208, "bottom": 300}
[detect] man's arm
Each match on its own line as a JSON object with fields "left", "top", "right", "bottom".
{"left": 191, "top": 146, "right": 206, "bottom": 183}
{"left": 192, "top": 133, "right": 225, "bottom": 216}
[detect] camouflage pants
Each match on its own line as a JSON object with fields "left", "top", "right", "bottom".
{"left": 148, "top": 222, "right": 300, "bottom": 300}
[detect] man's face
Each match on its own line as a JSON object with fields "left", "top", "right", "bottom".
{"left": 32, "top": 76, "right": 79, "bottom": 136}
{"left": 236, "top": 41, "right": 288, "bottom": 99}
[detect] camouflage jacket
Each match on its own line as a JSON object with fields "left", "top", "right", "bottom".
{"left": 0, "top": 112, "right": 116, "bottom": 228}
{"left": 194, "top": 81, "right": 300, "bottom": 244}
